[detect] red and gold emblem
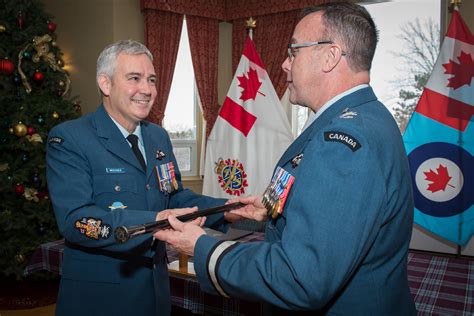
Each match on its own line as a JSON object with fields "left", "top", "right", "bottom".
{"left": 214, "top": 158, "right": 248, "bottom": 196}
{"left": 75, "top": 217, "right": 111, "bottom": 240}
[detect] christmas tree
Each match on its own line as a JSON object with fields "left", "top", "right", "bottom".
{"left": 0, "top": 0, "right": 80, "bottom": 279}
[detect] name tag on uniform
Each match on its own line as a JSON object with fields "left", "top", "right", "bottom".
{"left": 106, "top": 167, "right": 126, "bottom": 173}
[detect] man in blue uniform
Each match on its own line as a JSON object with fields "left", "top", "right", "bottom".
{"left": 47, "top": 40, "right": 227, "bottom": 315}
{"left": 155, "top": 3, "right": 417, "bottom": 315}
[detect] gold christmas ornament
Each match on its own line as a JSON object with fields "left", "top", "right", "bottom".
{"left": 8, "top": 127, "right": 14, "bottom": 134}
{"left": 13, "top": 122, "right": 27, "bottom": 137}
{"left": 0, "top": 24, "right": 6, "bottom": 32}
{"left": 15, "top": 254, "right": 26, "bottom": 264}
{"left": 52, "top": 111, "right": 59, "bottom": 119}
{"left": 24, "top": 187, "right": 40, "bottom": 202}
{"left": 18, "top": 34, "right": 71, "bottom": 95}
{"left": 26, "top": 133, "right": 43, "bottom": 143}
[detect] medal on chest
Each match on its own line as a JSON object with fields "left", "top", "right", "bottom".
{"left": 261, "top": 166, "right": 295, "bottom": 219}
{"left": 156, "top": 162, "right": 178, "bottom": 194}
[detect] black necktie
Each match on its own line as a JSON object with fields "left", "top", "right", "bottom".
{"left": 126, "top": 134, "right": 146, "bottom": 171}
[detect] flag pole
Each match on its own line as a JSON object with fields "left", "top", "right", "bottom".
{"left": 449, "top": 0, "right": 463, "bottom": 257}
{"left": 246, "top": 17, "right": 256, "bottom": 40}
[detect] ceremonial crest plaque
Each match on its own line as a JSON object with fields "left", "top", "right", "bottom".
{"left": 214, "top": 158, "right": 248, "bottom": 196}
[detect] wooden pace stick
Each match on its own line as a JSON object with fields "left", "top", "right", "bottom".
{"left": 114, "top": 202, "right": 245, "bottom": 243}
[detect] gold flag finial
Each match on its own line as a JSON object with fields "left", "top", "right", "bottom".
{"left": 246, "top": 17, "right": 256, "bottom": 30}
{"left": 450, "top": 0, "right": 462, "bottom": 11}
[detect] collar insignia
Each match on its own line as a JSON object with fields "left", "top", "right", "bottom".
{"left": 291, "top": 153, "right": 304, "bottom": 168}
{"left": 156, "top": 150, "right": 166, "bottom": 160}
{"left": 340, "top": 108, "right": 357, "bottom": 119}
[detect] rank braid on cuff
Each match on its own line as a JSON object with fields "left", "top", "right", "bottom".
{"left": 206, "top": 240, "right": 240, "bottom": 298}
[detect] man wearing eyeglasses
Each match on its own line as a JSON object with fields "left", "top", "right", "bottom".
{"left": 155, "top": 2, "right": 416, "bottom": 315}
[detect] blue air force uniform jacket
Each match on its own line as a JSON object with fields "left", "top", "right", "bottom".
{"left": 193, "top": 87, "right": 417, "bottom": 315}
{"left": 46, "top": 105, "right": 226, "bottom": 316}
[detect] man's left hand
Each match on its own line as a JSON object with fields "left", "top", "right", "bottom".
{"left": 156, "top": 206, "right": 199, "bottom": 222}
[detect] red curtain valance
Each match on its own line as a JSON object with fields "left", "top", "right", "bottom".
{"left": 141, "top": 0, "right": 326, "bottom": 21}
{"left": 141, "top": 0, "right": 225, "bottom": 20}
{"left": 224, "top": 0, "right": 327, "bottom": 21}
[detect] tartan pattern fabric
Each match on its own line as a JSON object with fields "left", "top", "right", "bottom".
{"left": 24, "top": 239, "right": 64, "bottom": 276}
{"left": 25, "top": 235, "right": 474, "bottom": 315}
{"left": 408, "top": 251, "right": 474, "bottom": 316}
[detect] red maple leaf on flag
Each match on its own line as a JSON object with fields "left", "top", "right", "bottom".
{"left": 424, "top": 164, "right": 455, "bottom": 193}
{"left": 443, "top": 51, "right": 474, "bottom": 89}
{"left": 237, "top": 68, "right": 265, "bottom": 102}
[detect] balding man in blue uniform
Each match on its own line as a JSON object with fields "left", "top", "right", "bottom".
{"left": 155, "top": 3, "right": 417, "bottom": 315}
{"left": 47, "top": 40, "right": 227, "bottom": 316}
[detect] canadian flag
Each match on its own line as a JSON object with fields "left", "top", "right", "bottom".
{"left": 203, "top": 37, "right": 293, "bottom": 198}
{"left": 403, "top": 9, "right": 474, "bottom": 246}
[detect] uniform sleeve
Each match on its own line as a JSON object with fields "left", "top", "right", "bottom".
{"left": 193, "top": 125, "right": 387, "bottom": 310}
{"left": 47, "top": 125, "right": 157, "bottom": 252}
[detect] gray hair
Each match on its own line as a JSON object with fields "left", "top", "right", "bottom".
{"left": 96, "top": 40, "right": 153, "bottom": 94}
{"left": 301, "top": 2, "right": 378, "bottom": 72}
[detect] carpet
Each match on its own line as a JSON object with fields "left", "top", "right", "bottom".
{"left": 408, "top": 251, "right": 474, "bottom": 316}
{"left": 0, "top": 278, "right": 59, "bottom": 310}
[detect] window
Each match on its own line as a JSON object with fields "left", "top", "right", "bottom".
{"left": 163, "top": 18, "right": 199, "bottom": 177}
{"left": 280, "top": 89, "right": 310, "bottom": 137}
{"left": 365, "top": 0, "right": 442, "bottom": 131}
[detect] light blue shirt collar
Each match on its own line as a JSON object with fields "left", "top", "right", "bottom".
{"left": 108, "top": 115, "right": 147, "bottom": 164}
{"left": 302, "top": 84, "right": 369, "bottom": 132}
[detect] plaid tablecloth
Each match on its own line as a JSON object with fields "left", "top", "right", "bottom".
{"left": 23, "top": 235, "right": 474, "bottom": 315}
{"left": 25, "top": 232, "right": 265, "bottom": 315}
{"left": 24, "top": 239, "right": 64, "bottom": 276}
{"left": 407, "top": 251, "right": 474, "bottom": 316}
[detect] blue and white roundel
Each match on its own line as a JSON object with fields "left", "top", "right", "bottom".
{"left": 407, "top": 142, "right": 473, "bottom": 217}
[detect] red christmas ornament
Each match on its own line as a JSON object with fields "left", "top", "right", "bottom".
{"left": 27, "top": 126, "right": 36, "bottom": 135}
{"left": 0, "top": 59, "right": 14, "bottom": 74}
{"left": 37, "top": 191, "right": 48, "bottom": 200}
{"left": 33, "top": 71, "right": 44, "bottom": 82}
{"left": 15, "top": 183, "right": 25, "bottom": 195}
{"left": 47, "top": 21, "right": 56, "bottom": 32}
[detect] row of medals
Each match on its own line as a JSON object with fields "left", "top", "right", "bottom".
{"left": 262, "top": 185, "right": 281, "bottom": 219}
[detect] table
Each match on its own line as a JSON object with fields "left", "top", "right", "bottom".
{"left": 25, "top": 232, "right": 265, "bottom": 315}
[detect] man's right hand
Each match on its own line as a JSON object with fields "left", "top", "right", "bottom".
{"left": 224, "top": 196, "right": 267, "bottom": 223}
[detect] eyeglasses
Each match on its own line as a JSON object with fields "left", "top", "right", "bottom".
{"left": 287, "top": 41, "right": 346, "bottom": 61}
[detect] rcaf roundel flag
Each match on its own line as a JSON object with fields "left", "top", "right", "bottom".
{"left": 403, "top": 9, "right": 474, "bottom": 246}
